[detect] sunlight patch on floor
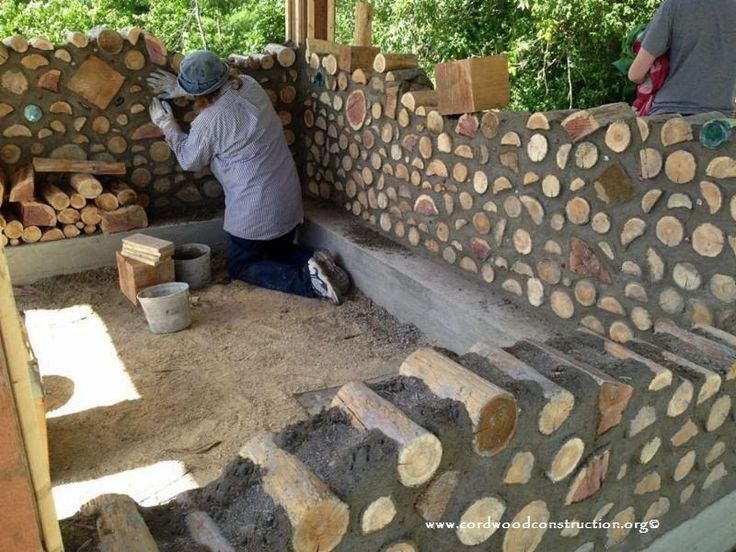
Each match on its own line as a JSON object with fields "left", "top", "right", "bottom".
{"left": 53, "top": 460, "right": 199, "bottom": 519}
{"left": 24, "top": 305, "right": 141, "bottom": 418}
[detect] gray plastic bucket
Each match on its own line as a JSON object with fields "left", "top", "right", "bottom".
{"left": 137, "top": 282, "right": 192, "bottom": 334}
{"left": 174, "top": 243, "right": 212, "bottom": 290}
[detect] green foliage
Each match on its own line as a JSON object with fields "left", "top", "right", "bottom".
{"left": 337, "top": 0, "right": 662, "bottom": 110}
{"left": 1, "top": 0, "right": 663, "bottom": 110}
{"left": 0, "top": 0, "right": 284, "bottom": 58}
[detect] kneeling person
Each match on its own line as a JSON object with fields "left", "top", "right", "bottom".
{"left": 147, "top": 51, "right": 349, "bottom": 303}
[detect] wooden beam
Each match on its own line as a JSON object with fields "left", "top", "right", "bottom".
{"left": 354, "top": 2, "right": 373, "bottom": 46}
{"left": 285, "top": 0, "right": 293, "bottom": 43}
{"left": 327, "top": 0, "right": 336, "bottom": 41}
{"left": 32, "top": 157, "right": 126, "bottom": 175}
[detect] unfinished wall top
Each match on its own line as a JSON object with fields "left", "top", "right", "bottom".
{"left": 301, "top": 48, "right": 736, "bottom": 342}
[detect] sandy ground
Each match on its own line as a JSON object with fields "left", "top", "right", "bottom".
{"left": 16, "top": 256, "right": 425, "bottom": 517}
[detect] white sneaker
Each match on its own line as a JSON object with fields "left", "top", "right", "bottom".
{"left": 308, "top": 258, "right": 342, "bottom": 305}
{"left": 313, "top": 249, "right": 351, "bottom": 295}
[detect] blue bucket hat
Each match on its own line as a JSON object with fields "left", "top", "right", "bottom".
{"left": 178, "top": 50, "right": 229, "bottom": 96}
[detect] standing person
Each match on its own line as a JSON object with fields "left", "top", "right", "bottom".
{"left": 147, "top": 51, "right": 349, "bottom": 304}
{"left": 628, "top": 0, "right": 736, "bottom": 116}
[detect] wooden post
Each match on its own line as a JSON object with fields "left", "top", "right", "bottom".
{"left": 307, "top": 0, "right": 332, "bottom": 42}
{"left": 0, "top": 340, "right": 44, "bottom": 551}
{"left": 0, "top": 245, "right": 63, "bottom": 551}
{"left": 285, "top": 0, "right": 293, "bottom": 42}
{"left": 354, "top": 3, "right": 373, "bottom": 47}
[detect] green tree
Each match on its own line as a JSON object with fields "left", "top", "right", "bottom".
{"left": 1, "top": 0, "right": 662, "bottom": 110}
{"left": 0, "top": 0, "right": 284, "bottom": 58}
{"left": 336, "top": 0, "right": 661, "bottom": 110}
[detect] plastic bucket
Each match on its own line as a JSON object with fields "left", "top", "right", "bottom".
{"left": 137, "top": 282, "right": 192, "bottom": 334}
{"left": 174, "top": 243, "right": 212, "bottom": 290}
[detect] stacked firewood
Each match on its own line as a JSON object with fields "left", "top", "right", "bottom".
{"left": 0, "top": 157, "right": 148, "bottom": 246}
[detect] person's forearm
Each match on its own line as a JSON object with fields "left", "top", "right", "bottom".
{"left": 628, "top": 47, "right": 657, "bottom": 84}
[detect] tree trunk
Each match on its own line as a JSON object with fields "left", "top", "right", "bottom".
{"left": 95, "top": 192, "right": 120, "bottom": 212}
{"left": 400, "top": 90, "right": 437, "bottom": 112}
{"left": 40, "top": 228, "right": 65, "bottom": 242}
{"left": 185, "top": 512, "right": 235, "bottom": 552}
{"left": 16, "top": 202, "right": 57, "bottom": 227}
{"left": 578, "top": 329, "right": 672, "bottom": 391}
{"left": 21, "top": 226, "right": 42, "bottom": 243}
{"left": 80, "top": 205, "right": 102, "bottom": 225}
{"left": 264, "top": 44, "right": 296, "bottom": 67}
{"left": 32, "top": 157, "right": 126, "bottom": 175}
{"left": 354, "top": 2, "right": 374, "bottom": 47}
{"left": 561, "top": 102, "right": 633, "bottom": 142}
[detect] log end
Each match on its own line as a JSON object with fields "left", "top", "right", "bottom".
{"left": 647, "top": 369, "right": 673, "bottom": 392}
{"left": 293, "top": 498, "right": 349, "bottom": 552}
{"left": 596, "top": 382, "right": 633, "bottom": 435}
{"left": 474, "top": 395, "right": 518, "bottom": 455}
{"left": 397, "top": 433, "right": 443, "bottom": 487}
{"left": 538, "top": 391, "right": 575, "bottom": 435}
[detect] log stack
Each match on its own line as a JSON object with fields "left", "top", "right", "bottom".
{"left": 1, "top": 159, "right": 147, "bottom": 246}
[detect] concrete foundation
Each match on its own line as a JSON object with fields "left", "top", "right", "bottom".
{"left": 300, "top": 201, "right": 559, "bottom": 352}
{"left": 6, "top": 217, "right": 225, "bottom": 285}
{"left": 646, "top": 489, "right": 736, "bottom": 552}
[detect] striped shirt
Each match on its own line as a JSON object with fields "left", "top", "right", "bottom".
{"left": 163, "top": 75, "right": 303, "bottom": 240}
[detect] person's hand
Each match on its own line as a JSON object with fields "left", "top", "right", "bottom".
{"left": 146, "top": 69, "right": 190, "bottom": 99}
{"left": 149, "top": 97, "right": 178, "bottom": 131}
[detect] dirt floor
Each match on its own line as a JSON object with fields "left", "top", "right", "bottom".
{"left": 16, "top": 255, "right": 426, "bottom": 517}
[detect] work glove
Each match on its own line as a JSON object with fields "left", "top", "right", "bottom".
{"left": 149, "top": 97, "right": 178, "bottom": 132}
{"left": 146, "top": 69, "right": 191, "bottom": 100}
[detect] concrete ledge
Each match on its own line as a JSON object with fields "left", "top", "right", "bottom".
{"left": 6, "top": 218, "right": 225, "bottom": 285}
{"left": 646, "top": 489, "right": 736, "bottom": 552}
{"left": 300, "top": 201, "right": 560, "bottom": 353}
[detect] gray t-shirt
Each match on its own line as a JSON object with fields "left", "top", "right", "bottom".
{"left": 643, "top": 0, "right": 736, "bottom": 115}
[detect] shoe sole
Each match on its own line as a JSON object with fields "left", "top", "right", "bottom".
{"left": 309, "top": 260, "right": 342, "bottom": 305}
{"left": 314, "top": 250, "right": 350, "bottom": 295}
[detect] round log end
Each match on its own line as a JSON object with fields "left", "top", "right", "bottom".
{"left": 475, "top": 395, "right": 518, "bottom": 455}
{"left": 538, "top": 392, "right": 575, "bottom": 435}
{"left": 293, "top": 499, "right": 349, "bottom": 552}
{"left": 397, "top": 433, "right": 443, "bottom": 487}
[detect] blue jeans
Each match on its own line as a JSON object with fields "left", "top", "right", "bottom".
{"left": 226, "top": 228, "right": 316, "bottom": 297}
